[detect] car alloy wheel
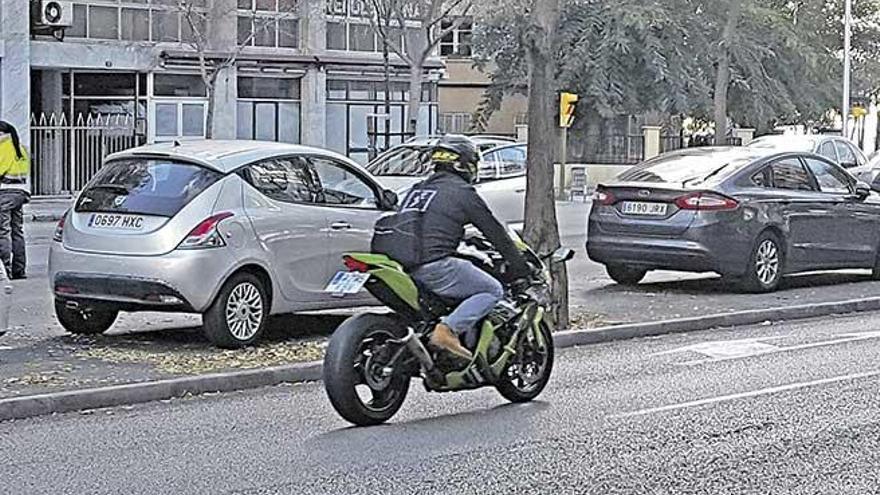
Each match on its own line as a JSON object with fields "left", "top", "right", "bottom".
{"left": 755, "top": 239, "right": 780, "bottom": 287}
{"left": 224, "top": 282, "right": 264, "bottom": 341}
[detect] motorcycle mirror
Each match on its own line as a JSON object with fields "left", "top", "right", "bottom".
{"left": 550, "top": 248, "right": 575, "bottom": 264}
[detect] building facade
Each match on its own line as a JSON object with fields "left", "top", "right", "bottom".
{"left": 6, "top": 0, "right": 441, "bottom": 195}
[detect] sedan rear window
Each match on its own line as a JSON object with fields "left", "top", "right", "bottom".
{"left": 75, "top": 158, "right": 222, "bottom": 217}
{"left": 618, "top": 150, "right": 756, "bottom": 186}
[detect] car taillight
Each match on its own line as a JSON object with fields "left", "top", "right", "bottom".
{"left": 674, "top": 192, "right": 739, "bottom": 211}
{"left": 343, "top": 256, "right": 369, "bottom": 273}
{"left": 53, "top": 211, "right": 68, "bottom": 242}
{"left": 593, "top": 189, "right": 616, "bottom": 205}
{"left": 177, "top": 212, "right": 234, "bottom": 250}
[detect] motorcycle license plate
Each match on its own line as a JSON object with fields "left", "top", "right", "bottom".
{"left": 324, "top": 271, "right": 370, "bottom": 295}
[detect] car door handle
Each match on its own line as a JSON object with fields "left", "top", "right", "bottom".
{"left": 330, "top": 222, "right": 352, "bottom": 230}
{"left": 515, "top": 188, "right": 526, "bottom": 193}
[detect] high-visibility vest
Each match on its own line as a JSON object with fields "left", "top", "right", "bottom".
{"left": 0, "top": 136, "right": 30, "bottom": 193}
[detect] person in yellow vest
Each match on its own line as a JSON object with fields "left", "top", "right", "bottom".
{"left": 0, "top": 121, "right": 30, "bottom": 280}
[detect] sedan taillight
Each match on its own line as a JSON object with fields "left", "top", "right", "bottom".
{"left": 177, "top": 212, "right": 234, "bottom": 250}
{"left": 674, "top": 192, "right": 739, "bottom": 211}
{"left": 53, "top": 211, "right": 69, "bottom": 242}
{"left": 593, "top": 189, "right": 616, "bottom": 205}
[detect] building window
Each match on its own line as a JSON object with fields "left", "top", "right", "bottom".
{"left": 67, "top": 2, "right": 203, "bottom": 43}
{"left": 237, "top": 0, "right": 300, "bottom": 48}
{"left": 325, "top": 0, "right": 421, "bottom": 53}
{"left": 237, "top": 77, "right": 301, "bottom": 144}
{"left": 153, "top": 74, "right": 207, "bottom": 98}
{"left": 440, "top": 18, "right": 473, "bottom": 57}
{"left": 325, "top": 79, "right": 439, "bottom": 163}
{"left": 439, "top": 113, "right": 472, "bottom": 134}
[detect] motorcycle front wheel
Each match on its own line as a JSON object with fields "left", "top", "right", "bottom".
{"left": 323, "top": 313, "right": 411, "bottom": 426}
{"left": 496, "top": 321, "right": 554, "bottom": 403}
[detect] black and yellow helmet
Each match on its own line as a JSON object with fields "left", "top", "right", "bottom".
{"left": 431, "top": 135, "right": 480, "bottom": 184}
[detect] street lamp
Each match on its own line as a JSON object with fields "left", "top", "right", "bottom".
{"left": 843, "top": 0, "right": 852, "bottom": 138}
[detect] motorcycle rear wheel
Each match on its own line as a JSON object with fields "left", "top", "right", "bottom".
{"left": 323, "top": 313, "right": 411, "bottom": 426}
{"left": 495, "top": 321, "right": 554, "bottom": 403}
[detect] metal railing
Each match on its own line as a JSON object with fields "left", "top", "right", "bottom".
{"left": 661, "top": 134, "right": 684, "bottom": 153}
{"left": 30, "top": 113, "right": 145, "bottom": 196}
{"left": 573, "top": 134, "right": 645, "bottom": 165}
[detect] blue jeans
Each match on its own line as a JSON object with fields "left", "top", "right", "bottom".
{"left": 413, "top": 257, "right": 504, "bottom": 340}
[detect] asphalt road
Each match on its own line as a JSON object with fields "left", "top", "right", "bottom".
{"left": 4, "top": 312, "right": 880, "bottom": 494}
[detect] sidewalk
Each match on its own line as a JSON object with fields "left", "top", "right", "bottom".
{"left": 24, "top": 197, "right": 72, "bottom": 223}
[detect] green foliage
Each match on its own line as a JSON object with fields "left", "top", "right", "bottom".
{"left": 473, "top": 0, "right": 880, "bottom": 129}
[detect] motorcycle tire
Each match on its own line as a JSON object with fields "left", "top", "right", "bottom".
{"left": 323, "top": 313, "right": 411, "bottom": 426}
{"left": 496, "top": 321, "right": 555, "bottom": 403}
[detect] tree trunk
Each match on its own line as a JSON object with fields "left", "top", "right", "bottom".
{"left": 205, "top": 83, "right": 215, "bottom": 140}
{"left": 406, "top": 60, "right": 424, "bottom": 137}
{"left": 713, "top": 0, "right": 742, "bottom": 145}
{"left": 523, "top": 0, "right": 568, "bottom": 329}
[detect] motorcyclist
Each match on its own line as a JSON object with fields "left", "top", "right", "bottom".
{"left": 401, "top": 135, "right": 531, "bottom": 361}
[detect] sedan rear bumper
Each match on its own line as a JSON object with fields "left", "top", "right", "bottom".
{"left": 587, "top": 235, "right": 720, "bottom": 273}
{"left": 49, "top": 244, "right": 236, "bottom": 312}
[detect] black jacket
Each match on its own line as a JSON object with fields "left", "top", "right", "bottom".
{"left": 400, "top": 171, "right": 531, "bottom": 278}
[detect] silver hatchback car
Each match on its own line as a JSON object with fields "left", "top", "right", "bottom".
{"left": 49, "top": 140, "right": 399, "bottom": 347}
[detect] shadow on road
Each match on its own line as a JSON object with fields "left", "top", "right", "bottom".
{"left": 312, "top": 401, "right": 551, "bottom": 446}
{"left": 586, "top": 271, "right": 874, "bottom": 297}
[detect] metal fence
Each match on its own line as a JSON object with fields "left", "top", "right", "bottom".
{"left": 661, "top": 134, "right": 684, "bottom": 153}
{"left": 30, "top": 113, "right": 145, "bottom": 196}
{"left": 573, "top": 134, "right": 645, "bottom": 165}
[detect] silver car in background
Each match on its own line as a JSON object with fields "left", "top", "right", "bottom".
{"left": 49, "top": 140, "right": 399, "bottom": 348}
{"left": 366, "top": 136, "right": 528, "bottom": 225}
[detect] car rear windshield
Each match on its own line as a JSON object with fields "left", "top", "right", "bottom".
{"left": 75, "top": 158, "right": 223, "bottom": 217}
{"left": 617, "top": 150, "right": 756, "bottom": 186}
{"left": 366, "top": 146, "right": 432, "bottom": 177}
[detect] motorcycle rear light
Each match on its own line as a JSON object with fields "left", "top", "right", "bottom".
{"left": 53, "top": 211, "right": 68, "bottom": 242}
{"left": 593, "top": 189, "right": 616, "bottom": 206}
{"left": 343, "top": 256, "right": 369, "bottom": 273}
{"left": 177, "top": 212, "right": 234, "bottom": 250}
{"left": 674, "top": 192, "right": 739, "bottom": 211}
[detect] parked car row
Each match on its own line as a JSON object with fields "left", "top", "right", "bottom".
{"left": 587, "top": 144, "right": 880, "bottom": 292}
{"left": 49, "top": 137, "right": 528, "bottom": 348}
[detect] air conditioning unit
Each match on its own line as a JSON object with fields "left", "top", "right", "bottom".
{"left": 31, "top": 0, "right": 73, "bottom": 28}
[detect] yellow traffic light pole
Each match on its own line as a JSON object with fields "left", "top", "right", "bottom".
{"left": 558, "top": 92, "right": 578, "bottom": 199}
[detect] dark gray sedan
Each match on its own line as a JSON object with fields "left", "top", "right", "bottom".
{"left": 586, "top": 147, "right": 880, "bottom": 292}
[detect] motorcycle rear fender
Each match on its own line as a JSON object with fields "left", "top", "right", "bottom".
{"left": 346, "top": 253, "right": 421, "bottom": 312}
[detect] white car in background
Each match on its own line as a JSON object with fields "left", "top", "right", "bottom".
{"left": 366, "top": 136, "right": 528, "bottom": 225}
{"left": 49, "top": 140, "right": 400, "bottom": 348}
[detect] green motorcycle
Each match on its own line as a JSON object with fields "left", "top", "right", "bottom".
{"left": 322, "top": 230, "right": 574, "bottom": 426}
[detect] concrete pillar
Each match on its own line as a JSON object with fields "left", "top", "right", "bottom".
{"left": 301, "top": 68, "right": 326, "bottom": 147}
{"left": 207, "top": 0, "right": 237, "bottom": 139}
{"left": 303, "top": 0, "right": 327, "bottom": 53}
{"left": 642, "top": 125, "right": 662, "bottom": 160}
{"left": 516, "top": 124, "right": 528, "bottom": 143}
{"left": 211, "top": 67, "right": 238, "bottom": 140}
{"left": 1, "top": 0, "right": 32, "bottom": 147}
{"left": 734, "top": 128, "right": 756, "bottom": 146}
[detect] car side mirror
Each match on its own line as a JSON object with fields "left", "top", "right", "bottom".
{"left": 855, "top": 181, "right": 871, "bottom": 200}
{"left": 550, "top": 248, "right": 575, "bottom": 264}
{"left": 378, "top": 189, "right": 398, "bottom": 210}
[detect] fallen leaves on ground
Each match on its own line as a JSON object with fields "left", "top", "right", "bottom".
{"left": 568, "top": 310, "right": 620, "bottom": 329}
{"left": 75, "top": 338, "right": 327, "bottom": 375}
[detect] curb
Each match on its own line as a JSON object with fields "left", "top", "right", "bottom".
{"left": 4, "top": 296, "right": 880, "bottom": 422}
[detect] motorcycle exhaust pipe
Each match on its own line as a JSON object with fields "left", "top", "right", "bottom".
{"left": 402, "top": 329, "right": 445, "bottom": 384}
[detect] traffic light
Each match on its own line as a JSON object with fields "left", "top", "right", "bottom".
{"left": 559, "top": 92, "right": 579, "bottom": 128}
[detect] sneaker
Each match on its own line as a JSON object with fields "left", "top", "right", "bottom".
{"left": 428, "top": 323, "right": 473, "bottom": 361}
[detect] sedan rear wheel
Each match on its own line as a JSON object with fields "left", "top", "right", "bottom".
{"left": 740, "top": 232, "right": 783, "bottom": 293}
{"left": 606, "top": 264, "right": 648, "bottom": 286}
{"left": 54, "top": 300, "right": 118, "bottom": 335}
{"left": 203, "top": 272, "right": 269, "bottom": 348}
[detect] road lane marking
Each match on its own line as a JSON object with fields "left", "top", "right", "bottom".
{"left": 612, "top": 370, "right": 880, "bottom": 418}
{"left": 678, "top": 331, "right": 880, "bottom": 366}
{"left": 652, "top": 337, "right": 786, "bottom": 360}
